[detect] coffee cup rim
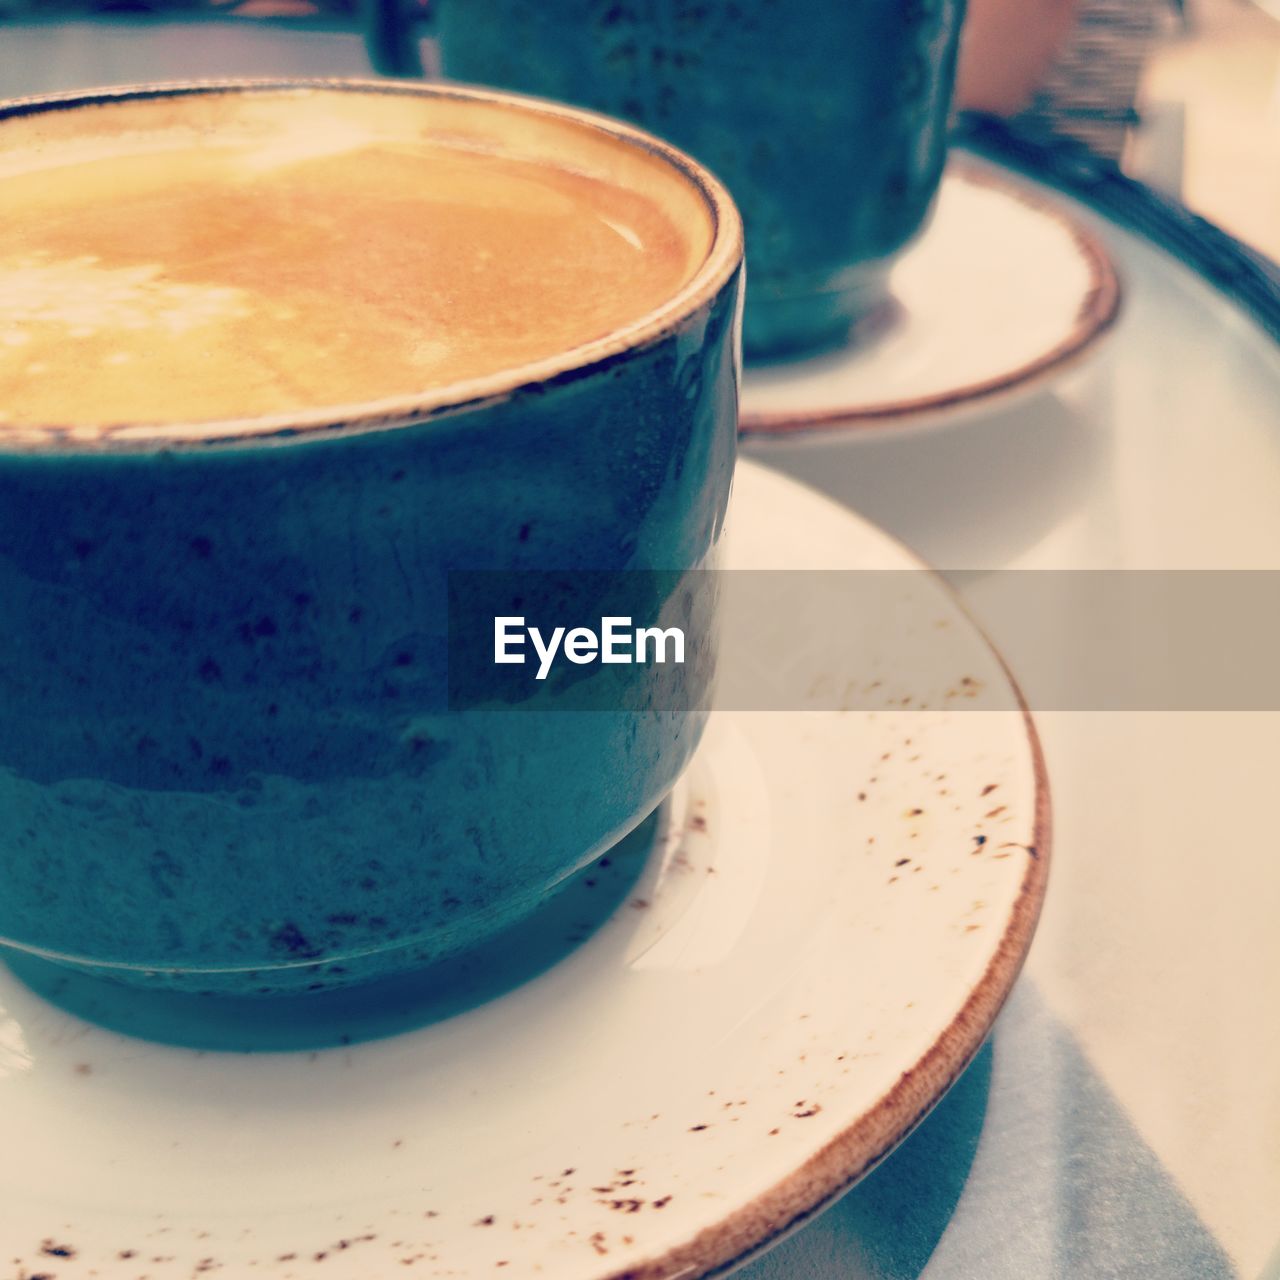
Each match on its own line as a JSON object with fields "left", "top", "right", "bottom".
{"left": 0, "top": 77, "right": 744, "bottom": 454}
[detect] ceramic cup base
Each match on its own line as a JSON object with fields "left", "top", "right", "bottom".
{"left": 0, "top": 805, "right": 662, "bottom": 1052}
{"left": 743, "top": 267, "right": 891, "bottom": 364}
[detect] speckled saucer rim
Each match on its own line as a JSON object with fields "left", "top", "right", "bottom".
{"left": 598, "top": 533, "right": 1052, "bottom": 1280}
{"left": 0, "top": 77, "right": 744, "bottom": 454}
{"left": 738, "top": 160, "right": 1122, "bottom": 438}
{"left": 606, "top": 719, "right": 1049, "bottom": 1280}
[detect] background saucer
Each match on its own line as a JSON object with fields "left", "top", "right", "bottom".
{"left": 741, "top": 161, "right": 1121, "bottom": 439}
{"left": 0, "top": 461, "right": 1048, "bottom": 1279}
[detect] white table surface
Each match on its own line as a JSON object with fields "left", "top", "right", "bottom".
{"left": 747, "top": 183, "right": 1280, "bottom": 1278}
{"left": 2, "top": 18, "right": 1279, "bottom": 1279}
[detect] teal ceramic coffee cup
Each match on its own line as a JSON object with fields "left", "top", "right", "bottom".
{"left": 0, "top": 81, "right": 742, "bottom": 997}
{"left": 367, "top": 0, "right": 964, "bottom": 359}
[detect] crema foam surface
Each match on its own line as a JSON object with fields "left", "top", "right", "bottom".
{"left": 0, "top": 103, "right": 696, "bottom": 435}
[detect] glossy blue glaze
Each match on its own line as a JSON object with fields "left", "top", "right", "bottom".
{"left": 436, "top": 0, "right": 965, "bottom": 358}
{"left": 0, "top": 258, "right": 741, "bottom": 998}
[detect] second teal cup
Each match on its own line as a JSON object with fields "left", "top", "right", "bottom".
{"left": 369, "top": 0, "right": 965, "bottom": 359}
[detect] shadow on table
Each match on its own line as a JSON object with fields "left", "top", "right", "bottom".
{"left": 737, "top": 1040, "right": 994, "bottom": 1280}
{"left": 738, "top": 982, "right": 1238, "bottom": 1280}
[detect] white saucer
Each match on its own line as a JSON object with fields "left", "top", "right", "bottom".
{"left": 0, "top": 461, "right": 1048, "bottom": 1279}
{"left": 741, "top": 161, "right": 1121, "bottom": 439}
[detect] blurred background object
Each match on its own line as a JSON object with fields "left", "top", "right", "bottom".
{"left": 955, "top": 0, "right": 1085, "bottom": 119}
{"left": 1139, "top": 0, "right": 1280, "bottom": 256}
{"left": 0, "top": 0, "right": 355, "bottom": 17}
{"left": 959, "top": 0, "right": 1163, "bottom": 162}
{"left": 956, "top": 0, "right": 1280, "bottom": 256}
